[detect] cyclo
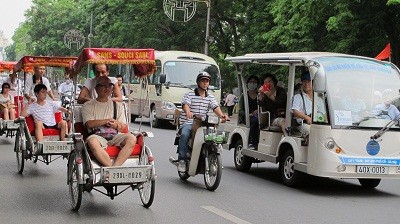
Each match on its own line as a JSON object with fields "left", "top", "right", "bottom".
{"left": 13, "top": 56, "right": 77, "bottom": 174}
{"left": 0, "top": 60, "right": 21, "bottom": 137}
{"left": 68, "top": 48, "right": 156, "bottom": 211}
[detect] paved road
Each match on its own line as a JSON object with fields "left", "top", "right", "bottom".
{"left": 1, "top": 118, "right": 400, "bottom": 224}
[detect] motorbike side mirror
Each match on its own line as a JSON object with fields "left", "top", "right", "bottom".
{"left": 159, "top": 74, "right": 166, "bottom": 84}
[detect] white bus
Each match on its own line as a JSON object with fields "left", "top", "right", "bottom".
{"left": 124, "top": 51, "right": 221, "bottom": 128}
{"left": 224, "top": 52, "right": 400, "bottom": 188}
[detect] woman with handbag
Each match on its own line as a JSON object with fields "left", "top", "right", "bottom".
{"left": 0, "top": 83, "right": 16, "bottom": 120}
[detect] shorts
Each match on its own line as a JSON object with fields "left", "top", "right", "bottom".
{"left": 44, "top": 124, "right": 58, "bottom": 129}
{"left": 86, "top": 133, "right": 134, "bottom": 150}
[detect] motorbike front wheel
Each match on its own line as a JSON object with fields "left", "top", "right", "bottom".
{"left": 204, "top": 153, "right": 222, "bottom": 191}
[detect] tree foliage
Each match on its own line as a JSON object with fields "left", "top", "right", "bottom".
{"left": 9, "top": 0, "right": 400, "bottom": 89}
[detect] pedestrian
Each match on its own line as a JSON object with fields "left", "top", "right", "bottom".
{"left": 224, "top": 90, "right": 236, "bottom": 117}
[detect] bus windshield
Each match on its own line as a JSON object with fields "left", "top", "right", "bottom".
{"left": 163, "top": 61, "right": 220, "bottom": 89}
{"left": 320, "top": 57, "right": 400, "bottom": 129}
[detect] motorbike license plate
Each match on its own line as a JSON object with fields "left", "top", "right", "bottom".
{"left": 356, "top": 166, "right": 389, "bottom": 175}
{"left": 107, "top": 167, "right": 147, "bottom": 183}
{"left": 42, "top": 141, "right": 73, "bottom": 154}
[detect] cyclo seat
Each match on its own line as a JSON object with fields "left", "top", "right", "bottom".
{"left": 74, "top": 105, "right": 143, "bottom": 158}
{"left": 25, "top": 112, "right": 63, "bottom": 136}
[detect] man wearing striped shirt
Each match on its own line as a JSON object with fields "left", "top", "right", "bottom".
{"left": 177, "top": 72, "right": 227, "bottom": 172}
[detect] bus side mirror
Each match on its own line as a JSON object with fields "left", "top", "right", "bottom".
{"left": 221, "top": 79, "right": 225, "bottom": 89}
{"left": 311, "top": 67, "right": 326, "bottom": 93}
{"left": 159, "top": 74, "right": 166, "bottom": 84}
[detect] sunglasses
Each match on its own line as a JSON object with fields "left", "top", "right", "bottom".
{"left": 96, "top": 83, "right": 114, "bottom": 88}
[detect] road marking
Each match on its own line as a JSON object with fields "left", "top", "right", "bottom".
{"left": 201, "top": 206, "right": 252, "bottom": 224}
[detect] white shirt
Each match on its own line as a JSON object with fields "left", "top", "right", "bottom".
{"left": 373, "top": 103, "right": 400, "bottom": 120}
{"left": 24, "top": 75, "right": 52, "bottom": 97}
{"left": 27, "top": 101, "right": 60, "bottom": 126}
{"left": 58, "top": 81, "right": 74, "bottom": 94}
{"left": 83, "top": 76, "right": 118, "bottom": 99}
{"left": 224, "top": 93, "right": 236, "bottom": 106}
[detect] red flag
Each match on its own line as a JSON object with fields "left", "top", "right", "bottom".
{"left": 375, "top": 43, "right": 391, "bottom": 60}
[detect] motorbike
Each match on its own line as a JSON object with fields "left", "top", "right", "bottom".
{"left": 169, "top": 114, "right": 229, "bottom": 191}
{"left": 61, "top": 91, "right": 73, "bottom": 119}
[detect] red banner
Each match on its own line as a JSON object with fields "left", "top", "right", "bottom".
{"left": 14, "top": 56, "right": 77, "bottom": 72}
{"left": 0, "top": 61, "right": 16, "bottom": 72}
{"left": 72, "top": 48, "right": 156, "bottom": 78}
{"left": 375, "top": 43, "right": 391, "bottom": 60}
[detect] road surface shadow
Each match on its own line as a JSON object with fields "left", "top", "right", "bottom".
{"left": 224, "top": 165, "right": 398, "bottom": 197}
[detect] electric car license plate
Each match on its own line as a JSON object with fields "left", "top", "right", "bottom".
{"left": 356, "top": 166, "right": 388, "bottom": 174}
{"left": 108, "top": 167, "right": 147, "bottom": 183}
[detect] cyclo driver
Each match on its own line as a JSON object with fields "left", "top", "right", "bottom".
{"left": 177, "top": 72, "right": 227, "bottom": 172}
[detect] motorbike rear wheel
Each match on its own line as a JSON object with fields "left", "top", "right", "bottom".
{"left": 204, "top": 153, "right": 222, "bottom": 191}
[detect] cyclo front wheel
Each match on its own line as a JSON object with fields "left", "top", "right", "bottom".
{"left": 15, "top": 127, "right": 26, "bottom": 174}
{"left": 67, "top": 151, "right": 83, "bottom": 211}
{"left": 204, "top": 152, "right": 222, "bottom": 191}
{"left": 138, "top": 146, "right": 155, "bottom": 208}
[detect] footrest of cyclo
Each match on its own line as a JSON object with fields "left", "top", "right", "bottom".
{"left": 91, "top": 163, "right": 153, "bottom": 185}
{"left": 41, "top": 140, "right": 74, "bottom": 154}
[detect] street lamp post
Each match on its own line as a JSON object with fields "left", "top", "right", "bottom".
{"left": 163, "top": 0, "right": 212, "bottom": 55}
{"left": 204, "top": 0, "right": 211, "bottom": 55}
{"left": 87, "top": 0, "right": 94, "bottom": 78}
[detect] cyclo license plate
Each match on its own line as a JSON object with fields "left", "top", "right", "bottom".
{"left": 42, "top": 141, "right": 73, "bottom": 154}
{"left": 107, "top": 167, "right": 147, "bottom": 183}
{"left": 356, "top": 165, "right": 389, "bottom": 174}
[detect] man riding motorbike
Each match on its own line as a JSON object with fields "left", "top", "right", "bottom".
{"left": 177, "top": 72, "right": 227, "bottom": 172}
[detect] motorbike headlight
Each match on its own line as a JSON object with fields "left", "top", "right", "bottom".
{"left": 162, "top": 101, "right": 176, "bottom": 110}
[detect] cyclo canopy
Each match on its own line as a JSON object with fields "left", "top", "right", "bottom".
{"left": 13, "top": 55, "right": 77, "bottom": 72}
{"left": 70, "top": 48, "right": 156, "bottom": 78}
{"left": 0, "top": 61, "right": 17, "bottom": 72}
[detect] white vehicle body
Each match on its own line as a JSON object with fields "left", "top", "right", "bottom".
{"left": 224, "top": 52, "right": 400, "bottom": 188}
{"left": 125, "top": 51, "right": 221, "bottom": 128}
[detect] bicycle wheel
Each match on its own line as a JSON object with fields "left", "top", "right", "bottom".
{"left": 138, "top": 146, "right": 155, "bottom": 208}
{"left": 15, "top": 128, "right": 26, "bottom": 174}
{"left": 67, "top": 151, "right": 83, "bottom": 211}
{"left": 204, "top": 153, "right": 222, "bottom": 191}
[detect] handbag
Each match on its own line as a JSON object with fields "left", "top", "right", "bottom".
{"left": 91, "top": 101, "right": 118, "bottom": 140}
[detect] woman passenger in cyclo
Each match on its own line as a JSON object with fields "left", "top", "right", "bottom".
{"left": 82, "top": 76, "right": 136, "bottom": 167}
{"left": 77, "top": 63, "right": 122, "bottom": 104}
{"left": 177, "top": 72, "right": 227, "bottom": 172}
{"left": 258, "top": 73, "right": 287, "bottom": 134}
{"left": 238, "top": 75, "right": 260, "bottom": 147}
{"left": 0, "top": 83, "right": 16, "bottom": 120}
{"left": 21, "top": 84, "right": 70, "bottom": 153}
{"left": 4, "top": 72, "right": 23, "bottom": 97}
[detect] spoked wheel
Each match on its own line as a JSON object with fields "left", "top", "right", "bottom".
{"left": 279, "top": 150, "right": 303, "bottom": 187}
{"left": 68, "top": 151, "right": 82, "bottom": 211}
{"left": 138, "top": 146, "right": 155, "bottom": 207}
{"left": 139, "top": 180, "right": 155, "bottom": 208}
{"left": 15, "top": 128, "right": 26, "bottom": 174}
{"left": 233, "top": 139, "right": 252, "bottom": 172}
{"left": 150, "top": 107, "right": 161, "bottom": 128}
{"left": 204, "top": 153, "right": 222, "bottom": 191}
